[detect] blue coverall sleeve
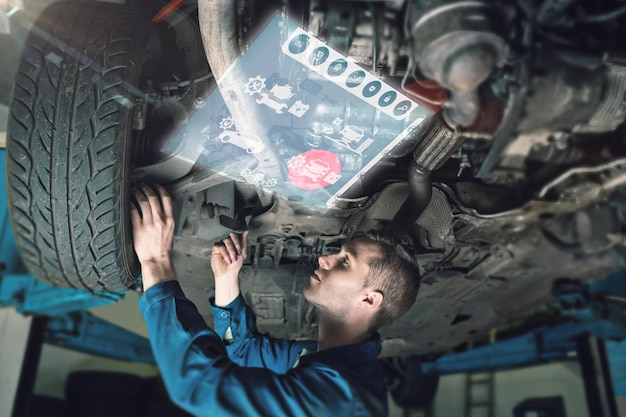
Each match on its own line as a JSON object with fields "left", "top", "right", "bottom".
{"left": 210, "top": 294, "right": 311, "bottom": 373}
{"left": 138, "top": 281, "right": 356, "bottom": 417}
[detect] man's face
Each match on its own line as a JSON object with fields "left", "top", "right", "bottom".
{"left": 303, "top": 237, "right": 381, "bottom": 317}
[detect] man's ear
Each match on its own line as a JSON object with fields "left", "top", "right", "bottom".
{"left": 362, "top": 290, "right": 383, "bottom": 310}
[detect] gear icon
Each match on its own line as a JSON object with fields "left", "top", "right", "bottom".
{"left": 219, "top": 116, "right": 235, "bottom": 130}
{"left": 244, "top": 75, "right": 266, "bottom": 95}
{"left": 264, "top": 178, "right": 278, "bottom": 188}
{"left": 288, "top": 154, "right": 306, "bottom": 169}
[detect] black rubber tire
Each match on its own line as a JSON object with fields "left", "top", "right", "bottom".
{"left": 6, "top": 1, "right": 156, "bottom": 291}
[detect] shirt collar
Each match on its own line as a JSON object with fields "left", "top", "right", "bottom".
{"left": 298, "top": 333, "right": 381, "bottom": 367}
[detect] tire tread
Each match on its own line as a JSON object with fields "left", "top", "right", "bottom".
{"left": 7, "top": 1, "right": 149, "bottom": 290}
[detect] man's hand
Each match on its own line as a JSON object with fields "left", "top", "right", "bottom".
{"left": 130, "top": 185, "right": 177, "bottom": 291}
{"left": 211, "top": 231, "right": 249, "bottom": 306}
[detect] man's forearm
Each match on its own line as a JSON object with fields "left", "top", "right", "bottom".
{"left": 210, "top": 231, "right": 248, "bottom": 307}
{"left": 214, "top": 273, "right": 240, "bottom": 307}
{"left": 141, "top": 259, "right": 177, "bottom": 291}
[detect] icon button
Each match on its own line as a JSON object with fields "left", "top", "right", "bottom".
{"left": 288, "top": 34, "right": 310, "bottom": 54}
{"left": 327, "top": 59, "right": 348, "bottom": 76}
{"left": 309, "top": 46, "right": 330, "bottom": 66}
{"left": 346, "top": 70, "right": 366, "bottom": 88}
{"left": 378, "top": 91, "right": 397, "bottom": 107}
{"left": 393, "top": 100, "right": 412, "bottom": 116}
{"left": 363, "top": 80, "right": 382, "bottom": 98}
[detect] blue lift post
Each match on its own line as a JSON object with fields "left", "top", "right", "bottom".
{"left": 0, "top": 148, "right": 155, "bottom": 365}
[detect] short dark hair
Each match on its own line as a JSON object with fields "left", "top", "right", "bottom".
{"left": 361, "top": 230, "right": 420, "bottom": 333}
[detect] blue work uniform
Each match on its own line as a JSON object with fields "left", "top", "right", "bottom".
{"left": 139, "top": 281, "right": 388, "bottom": 416}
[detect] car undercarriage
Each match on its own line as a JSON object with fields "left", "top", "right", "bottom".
{"left": 5, "top": 0, "right": 626, "bottom": 382}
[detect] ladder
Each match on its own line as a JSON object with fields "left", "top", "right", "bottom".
{"left": 464, "top": 372, "right": 495, "bottom": 417}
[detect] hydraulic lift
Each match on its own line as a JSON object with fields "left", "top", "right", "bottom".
{"left": 1, "top": 146, "right": 625, "bottom": 417}
{"left": 419, "top": 270, "right": 626, "bottom": 417}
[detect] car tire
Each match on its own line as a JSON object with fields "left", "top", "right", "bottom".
{"left": 6, "top": 1, "right": 157, "bottom": 290}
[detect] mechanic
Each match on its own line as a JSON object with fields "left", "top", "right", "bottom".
{"left": 131, "top": 184, "right": 421, "bottom": 416}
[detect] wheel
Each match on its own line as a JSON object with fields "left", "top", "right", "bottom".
{"left": 6, "top": 1, "right": 158, "bottom": 290}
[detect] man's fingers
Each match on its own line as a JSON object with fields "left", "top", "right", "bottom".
{"left": 229, "top": 232, "right": 242, "bottom": 255}
{"left": 229, "top": 231, "right": 249, "bottom": 255}
{"left": 156, "top": 185, "right": 174, "bottom": 220}
{"left": 130, "top": 201, "right": 142, "bottom": 227}
{"left": 141, "top": 185, "right": 165, "bottom": 221}
{"left": 132, "top": 188, "right": 153, "bottom": 224}
{"left": 212, "top": 244, "right": 232, "bottom": 264}
{"left": 211, "top": 231, "right": 250, "bottom": 266}
{"left": 223, "top": 238, "right": 238, "bottom": 262}
{"left": 241, "top": 230, "right": 249, "bottom": 257}
{"left": 135, "top": 184, "right": 174, "bottom": 224}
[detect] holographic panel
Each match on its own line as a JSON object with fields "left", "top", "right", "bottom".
{"left": 163, "top": 13, "right": 430, "bottom": 211}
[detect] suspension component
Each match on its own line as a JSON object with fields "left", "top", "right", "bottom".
{"left": 409, "top": 0, "right": 507, "bottom": 126}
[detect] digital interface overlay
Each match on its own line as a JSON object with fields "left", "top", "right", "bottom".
{"left": 163, "top": 13, "right": 431, "bottom": 211}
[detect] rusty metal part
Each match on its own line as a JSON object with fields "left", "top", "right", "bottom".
{"left": 197, "top": 0, "right": 239, "bottom": 81}
{"left": 516, "top": 48, "right": 604, "bottom": 134}
{"left": 575, "top": 58, "right": 626, "bottom": 134}
{"left": 418, "top": 32, "right": 504, "bottom": 93}
{"left": 474, "top": 158, "right": 626, "bottom": 229}
{"left": 387, "top": 117, "right": 464, "bottom": 238}
{"left": 409, "top": 0, "right": 507, "bottom": 126}
{"left": 387, "top": 161, "right": 432, "bottom": 239}
{"left": 538, "top": 157, "right": 626, "bottom": 199}
{"left": 412, "top": 117, "right": 464, "bottom": 172}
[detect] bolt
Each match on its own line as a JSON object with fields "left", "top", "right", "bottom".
{"left": 193, "top": 97, "right": 205, "bottom": 109}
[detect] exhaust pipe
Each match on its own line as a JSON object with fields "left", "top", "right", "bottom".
{"left": 387, "top": 116, "right": 463, "bottom": 238}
